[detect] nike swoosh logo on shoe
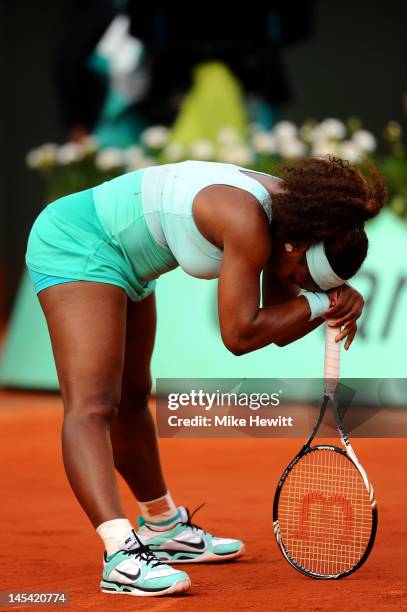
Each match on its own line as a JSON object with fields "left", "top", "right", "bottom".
{"left": 172, "top": 537, "right": 206, "bottom": 551}
{"left": 115, "top": 568, "right": 141, "bottom": 581}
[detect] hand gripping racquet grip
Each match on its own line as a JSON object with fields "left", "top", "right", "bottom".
{"left": 324, "top": 323, "right": 341, "bottom": 398}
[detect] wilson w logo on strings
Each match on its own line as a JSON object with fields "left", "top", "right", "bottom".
{"left": 293, "top": 492, "right": 354, "bottom": 545}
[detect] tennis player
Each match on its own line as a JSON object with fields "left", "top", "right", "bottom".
{"left": 25, "top": 156, "right": 386, "bottom": 596}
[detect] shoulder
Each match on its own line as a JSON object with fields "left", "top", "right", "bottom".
{"left": 200, "top": 185, "right": 273, "bottom": 266}
{"left": 195, "top": 184, "right": 270, "bottom": 230}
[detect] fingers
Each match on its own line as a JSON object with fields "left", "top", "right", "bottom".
{"left": 324, "top": 285, "right": 364, "bottom": 324}
{"left": 328, "top": 288, "right": 338, "bottom": 307}
{"left": 324, "top": 298, "right": 352, "bottom": 320}
{"left": 327, "top": 304, "right": 363, "bottom": 327}
{"left": 344, "top": 325, "right": 357, "bottom": 350}
{"left": 324, "top": 290, "right": 353, "bottom": 319}
{"left": 334, "top": 321, "right": 358, "bottom": 350}
{"left": 325, "top": 293, "right": 364, "bottom": 326}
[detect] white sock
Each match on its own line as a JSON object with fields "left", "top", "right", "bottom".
{"left": 96, "top": 518, "right": 134, "bottom": 556}
{"left": 138, "top": 492, "right": 179, "bottom": 526}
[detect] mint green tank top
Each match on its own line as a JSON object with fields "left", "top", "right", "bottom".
{"left": 93, "top": 160, "right": 277, "bottom": 282}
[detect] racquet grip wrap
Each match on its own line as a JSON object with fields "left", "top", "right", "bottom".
{"left": 324, "top": 323, "right": 341, "bottom": 397}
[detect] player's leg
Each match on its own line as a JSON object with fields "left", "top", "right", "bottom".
{"left": 38, "top": 281, "right": 127, "bottom": 527}
{"left": 111, "top": 293, "right": 245, "bottom": 563}
{"left": 110, "top": 293, "right": 169, "bottom": 504}
{"left": 38, "top": 281, "right": 189, "bottom": 595}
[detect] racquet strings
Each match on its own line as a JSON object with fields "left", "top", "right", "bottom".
{"left": 278, "top": 448, "right": 373, "bottom": 576}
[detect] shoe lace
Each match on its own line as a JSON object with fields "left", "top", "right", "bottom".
{"left": 124, "top": 543, "right": 164, "bottom": 568}
{"left": 181, "top": 502, "right": 212, "bottom": 536}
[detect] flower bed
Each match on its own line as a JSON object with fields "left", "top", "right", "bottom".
{"left": 26, "top": 118, "right": 406, "bottom": 220}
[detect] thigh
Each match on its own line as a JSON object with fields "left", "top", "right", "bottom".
{"left": 38, "top": 281, "right": 128, "bottom": 410}
{"left": 120, "top": 292, "right": 157, "bottom": 406}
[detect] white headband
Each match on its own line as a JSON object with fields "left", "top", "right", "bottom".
{"left": 306, "top": 243, "right": 345, "bottom": 290}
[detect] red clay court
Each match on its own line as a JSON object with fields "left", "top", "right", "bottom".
{"left": 1, "top": 389, "right": 406, "bottom": 611}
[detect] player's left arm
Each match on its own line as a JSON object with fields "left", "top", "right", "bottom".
{"left": 262, "top": 265, "right": 363, "bottom": 349}
{"left": 323, "top": 284, "right": 364, "bottom": 350}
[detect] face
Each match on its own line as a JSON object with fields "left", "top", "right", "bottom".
{"left": 291, "top": 252, "right": 321, "bottom": 290}
{"left": 270, "top": 243, "right": 320, "bottom": 291}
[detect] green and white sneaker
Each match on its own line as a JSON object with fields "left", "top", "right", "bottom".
{"left": 100, "top": 529, "right": 190, "bottom": 597}
{"left": 137, "top": 505, "right": 245, "bottom": 563}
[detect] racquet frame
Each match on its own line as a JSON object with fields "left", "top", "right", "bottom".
{"left": 273, "top": 324, "right": 378, "bottom": 579}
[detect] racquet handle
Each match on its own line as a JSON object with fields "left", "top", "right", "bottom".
{"left": 324, "top": 323, "right": 341, "bottom": 397}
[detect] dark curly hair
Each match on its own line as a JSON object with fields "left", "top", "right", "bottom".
{"left": 324, "top": 228, "right": 368, "bottom": 279}
{"left": 271, "top": 155, "right": 387, "bottom": 279}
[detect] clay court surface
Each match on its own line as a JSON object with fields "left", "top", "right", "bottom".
{"left": 1, "top": 389, "right": 406, "bottom": 611}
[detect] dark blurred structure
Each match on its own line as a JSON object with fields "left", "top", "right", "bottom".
{"left": 56, "top": 0, "right": 117, "bottom": 139}
{"left": 57, "top": 2, "right": 313, "bottom": 134}
{"left": 1, "top": 1, "right": 407, "bottom": 317}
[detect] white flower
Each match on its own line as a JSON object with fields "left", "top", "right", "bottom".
{"left": 218, "top": 145, "right": 254, "bottom": 166}
{"left": 125, "top": 156, "right": 147, "bottom": 171}
{"left": 311, "top": 140, "right": 339, "bottom": 156}
{"left": 26, "top": 143, "right": 58, "bottom": 168}
{"left": 40, "top": 143, "right": 58, "bottom": 161}
{"left": 338, "top": 141, "right": 363, "bottom": 163}
{"left": 81, "top": 136, "right": 99, "bottom": 155}
{"left": 299, "top": 124, "right": 314, "bottom": 142}
{"left": 141, "top": 126, "right": 170, "bottom": 149}
{"left": 126, "top": 156, "right": 157, "bottom": 170}
{"left": 308, "top": 125, "right": 325, "bottom": 143}
{"left": 252, "top": 131, "right": 277, "bottom": 154}
{"left": 57, "top": 142, "right": 85, "bottom": 164}
{"left": 26, "top": 149, "right": 44, "bottom": 169}
{"left": 217, "top": 126, "right": 241, "bottom": 146}
{"left": 163, "top": 143, "right": 185, "bottom": 162}
{"left": 352, "top": 129, "right": 376, "bottom": 153}
{"left": 123, "top": 145, "right": 144, "bottom": 165}
{"left": 273, "top": 121, "right": 297, "bottom": 143}
{"left": 277, "top": 139, "right": 307, "bottom": 159}
{"left": 190, "top": 140, "right": 215, "bottom": 160}
{"left": 95, "top": 148, "right": 124, "bottom": 170}
{"left": 318, "top": 118, "right": 347, "bottom": 140}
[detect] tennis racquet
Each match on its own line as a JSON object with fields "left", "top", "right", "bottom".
{"left": 273, "top": 323, "right": 378, "bottom": 579}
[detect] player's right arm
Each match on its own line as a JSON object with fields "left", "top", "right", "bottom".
{"left": 217, "top": 203, "right": 314, "bottom": 355}
{"left": 261, "top": 267, "right": 325, "bottom": 347}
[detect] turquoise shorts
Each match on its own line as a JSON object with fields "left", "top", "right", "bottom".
{"left": 27, "top": 269, "right": 78, "bottom": 294}
{"left": 25, "top": 175, "right": 156, "bottom": 302}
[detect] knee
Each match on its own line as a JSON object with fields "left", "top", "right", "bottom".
{"left": 119, "top": 386, "right": 151, "bottom": 413}
{"left": 63, "top": 391, "right": 121, "bottom": 425}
